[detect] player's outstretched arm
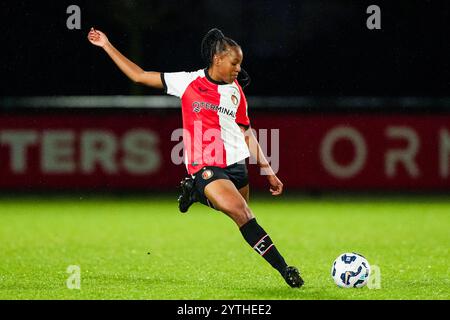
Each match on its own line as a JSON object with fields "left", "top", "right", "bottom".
{"left": 241, "top": 126, "right": 284, "bottom": 196}
{"left": 87, "top": 27, "right": 163, "bottom": 89}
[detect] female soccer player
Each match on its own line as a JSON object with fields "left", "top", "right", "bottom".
{"left": 88, "top": 27, "right": 303, "bottom": 288}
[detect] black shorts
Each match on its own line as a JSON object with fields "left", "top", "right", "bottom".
{"left": 193, "top": 163, "right": 249, "bottom": 208}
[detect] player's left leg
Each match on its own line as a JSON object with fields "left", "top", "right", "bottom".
{"left": 238, "top": 184, "right": 249, "bottom": 203}
{"left": 230, "top": 169, "right": 304, "bottom": 288}
{"left": 204, "top": 179, "right": 304, "bottom": 288}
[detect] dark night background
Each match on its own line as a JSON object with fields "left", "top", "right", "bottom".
{"left": 0, "top": 0, "right": 449, "bottom": 98}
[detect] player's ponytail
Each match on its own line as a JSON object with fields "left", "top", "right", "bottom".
{"left": 238, "top": 68, "right": 251, "bottom": 89}
{"left": 201, "top": 28, "right": 225, "bottom": 66}
{"left": 200, "top": 28, "right": 251, "bottom": 88}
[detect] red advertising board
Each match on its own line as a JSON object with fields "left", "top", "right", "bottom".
{"left": 0, "top": 113, "right": 449, "bottom": 191}
{"left": 248, "top": 114, "right": 450, "bottom": 191}
{"left": 0, "top": 114, "right": 185, "bottom": 190}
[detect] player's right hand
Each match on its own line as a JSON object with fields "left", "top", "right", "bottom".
{"left": 87, "top": 27, "right": 109, "bottom": 48}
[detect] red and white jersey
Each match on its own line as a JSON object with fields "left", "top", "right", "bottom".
{"left": 162, "top": 69, "right": 250, "bottom": 174}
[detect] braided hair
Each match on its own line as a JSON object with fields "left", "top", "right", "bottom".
{"left": 200, "top": 28, "right": 251, "bottom": 88}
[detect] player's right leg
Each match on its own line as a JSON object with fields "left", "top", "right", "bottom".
{"left": 204, "top": 179, "right": 304, "bottom": 288}
{"left": 179, "top": 164, "right": 249, "bottom": 213}
{"left": 178, "top": 176, "right": 197, "bottom": 213}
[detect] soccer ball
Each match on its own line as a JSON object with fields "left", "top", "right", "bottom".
{"left": 331, "top": 252, "right": 371, "bottom": 288}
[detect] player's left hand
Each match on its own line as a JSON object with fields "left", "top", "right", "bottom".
{"left": 267, "top": 175, "right": 283, "bottom": 196}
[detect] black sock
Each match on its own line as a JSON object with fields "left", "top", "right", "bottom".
{"left": 239, "top": 218, "right": 288, "bottom": 276}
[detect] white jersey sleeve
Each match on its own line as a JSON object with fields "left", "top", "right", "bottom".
{"left": 161, "top": 70, "right": 204, "bottom": 98}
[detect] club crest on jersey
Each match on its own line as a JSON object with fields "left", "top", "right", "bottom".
{"left": 231, "top": 94, "right": 239, "bottom": 106}
{"left": 202, "top": 169, "right": 214, "bottom": 180}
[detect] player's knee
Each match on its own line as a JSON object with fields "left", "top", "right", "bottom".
{"left": 221, "top": 200, "right": 245, "bottom": 215}
{"left": 239, "top": 206, "right": 254, "bottom": 226}
{"left": 221, "top": 200, "right": 254, "bottom": 225}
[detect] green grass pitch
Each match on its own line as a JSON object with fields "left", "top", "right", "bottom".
{"left": 0, "top": 195, "right": 449, "bottom": 300}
